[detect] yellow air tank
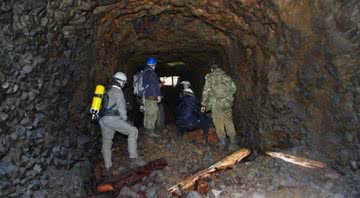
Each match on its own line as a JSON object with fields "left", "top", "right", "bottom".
{"left": 90, "top": 85, "right": 105, "bottom": 120}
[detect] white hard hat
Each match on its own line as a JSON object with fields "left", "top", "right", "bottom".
{"left": 180, "top": 81, "right": 191, "bottom": 89}
{"left": 180, "top": 81, "right": 191, "bottom": 86}
{"left": 113, "top": 72, "right": 127, "bottom": 83}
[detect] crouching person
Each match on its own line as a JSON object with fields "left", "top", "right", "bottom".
{"left": 99, "top": 72, "right": 146, "bottom": 175}
{"left": 175, "top": 81, "right": 212, "bottom": 143}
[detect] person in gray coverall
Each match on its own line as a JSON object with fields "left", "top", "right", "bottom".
{"left": 99, "top": 72, "right": 146, "bottom": 174}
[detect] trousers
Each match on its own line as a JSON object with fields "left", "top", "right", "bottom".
{"left": 144, "top": 99, "right": 158, "bottom": 129}
{"left": 212, "top": 107, "right": 236, "bottom": 141}
{"left": 99, "top": 116, "right": 138, "bottom": 169}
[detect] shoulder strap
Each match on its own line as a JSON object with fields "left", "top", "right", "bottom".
{"left": 143, "top": 67, "right": 152, "bottom": 74}
{"left": 100, "top": 87, "right": 117, "bottom": 117}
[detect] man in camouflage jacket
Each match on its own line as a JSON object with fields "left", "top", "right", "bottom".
{"left": 201, "top": 64, "right": 238, "bottom": 150}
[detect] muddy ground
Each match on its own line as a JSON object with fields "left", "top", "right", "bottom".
{"left": 81, "top": 124, "right": 360, "bottom": 198}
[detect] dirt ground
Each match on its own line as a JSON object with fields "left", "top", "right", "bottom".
{"left": 88, "top": 124, "right": 360, "bottom": 198}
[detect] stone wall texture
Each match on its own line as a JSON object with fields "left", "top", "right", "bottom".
{"left": 0, "top": 0, "right": 359, "bottom": 197}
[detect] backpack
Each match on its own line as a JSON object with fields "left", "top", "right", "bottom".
{"left": 98, "top": 91, "right": 110, "bottom": 118}
{"left": 133, "top": 68, "right": 150, "bottom": 97}
{"left": 212, "top": 74, "right": 235, "bottom": 99}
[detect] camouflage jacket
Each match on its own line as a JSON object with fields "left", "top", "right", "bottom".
{"left": 201, "top": 69, "right": 236, "bottom": 110}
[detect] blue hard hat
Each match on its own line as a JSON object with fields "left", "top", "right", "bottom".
{"left": 147, "top": 57, "right": 157, "bottom": 65}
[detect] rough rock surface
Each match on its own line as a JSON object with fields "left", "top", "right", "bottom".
{"left": 0, "top": 0, "right": 360, "bottom": 197}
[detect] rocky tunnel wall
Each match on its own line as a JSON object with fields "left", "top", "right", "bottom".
{"left": 0, "top": 0, "right": 360, "bottom": 197}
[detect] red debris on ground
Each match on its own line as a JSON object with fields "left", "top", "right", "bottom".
{"left": 96, "top": 158, "right": 168, "bottom": 194}
{"left": 184, "top": 128, "right": 218, "bottom": 144}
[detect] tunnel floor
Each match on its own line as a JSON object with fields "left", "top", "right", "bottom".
{"left": 71, "top": 124, "right": 360, "bottom": 198}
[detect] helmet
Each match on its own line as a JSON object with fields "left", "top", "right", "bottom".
{"left": 147, "top": 57, "right": 157, "bottom": 65}
{"left": 210, "top": 64, "right": 219, "bottom": 70}
{"left": 180, "top": 81, "right": 191, "bottom": 89}
{"left": 113, "top": 72, "right": 127, "bottom": 83}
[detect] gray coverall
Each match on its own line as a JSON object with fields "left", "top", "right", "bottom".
{"left": 99, "top": 85, "right": 139, "bottom": 169}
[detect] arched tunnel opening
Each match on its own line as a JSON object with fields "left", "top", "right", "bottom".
{"left": 119, "top": 50, "right": 227, "bottom": 127}
{"left": 1, "top": 0, "right": 360, "bottom": 197}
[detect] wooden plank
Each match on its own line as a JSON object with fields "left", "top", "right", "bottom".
{"left": 168, "top": 149, "right": 251, "bottom": 196}
{"left": 266, "top": 151, "right": 326, "bottom": 169}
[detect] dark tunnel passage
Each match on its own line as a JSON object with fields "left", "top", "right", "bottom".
{"left": 122, "top": 51, "right": 225, "bottom": 127}
{"left": 1, "top": 0, "right": 360, "bottom": 197}
{"left": 128, "top": 61, "right": 212, "bottom": 127}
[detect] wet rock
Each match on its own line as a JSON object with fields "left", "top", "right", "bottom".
{"left": 0, "top": 71, "right": 5, "bottom": 82}
{"left": 35, "top": 101, "right": 48, "bottom": 111}
{"left": 155, "top": 187, "right": 171, "bottom": 198}
{"left": 0, "top": 137, "right": 10, "bottom": 156}
{"left": 0, "top": 162, "right": 16, "bottom": 176}
{"left": 344, "top": 132, "right": 354, "bottom": 143}
{"left": 117, "top": 186, "right": 141, "bottom": 198}
{"left": 20, "top": 92, "right": 28, "bottom": 101}
{"left": 32, "top": 190, "right": 48, "bottom": 198}
{"left": 47, "top": 168, "right": 85, "bottom": 197}
{"left": 28, "top": 91, "right": 38, "bottom": 101}
{"left": 33, "top": 113, "right": 45, "bottom": 127}
{"left": 61, "top": 0, "right": 73, "bottom": 8}
{"left": 20, "top": 117, "right": 31, "bottom": 126}
{"left": 0, "top": 112, "right": 9, "bottom": 121}
{"left": 77, "top": 134, "right": 90, "bottom": 145}
{"left": 10, "top": 131, "right": 18, "bottom": 140}
{"left": 33, "top": 164, "right": 42, "bottom": 173}
{"left": 334, "top": 193, "right": 345, "bottom": 198}
{"left": 211, "top": 189, "right": 224, "bottom": 197}
{"left": 186, "top": 191, "right": 202, "bottom": 198}
{"left": 69, "top": 159, "right": 92, "bottom": 180}
{"left": 16, "top": 125, "right": 26, "bottom": 137}
{"left": 153, "top": 171, "right": 166, "bottom": 184}
{"left": 145, "top": 186, "right": 160, "bottom": 198}
{"left": 349, "top": 160, "right": 357, "bottom": 170}
{"left": 1, "top": 82, "right": 9, "bottom": 89}
{"left": 21, "top": 65, "right": 33, "bottom": 74}
{"left": 139, "top": 185, "right": 147, "bottom": 192}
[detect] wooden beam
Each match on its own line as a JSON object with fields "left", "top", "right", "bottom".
{"left": 266, "top": 151, "right": 326, "bottom": 169}
{"left": 168, "top": 149, "right": 251, "bottom": 196}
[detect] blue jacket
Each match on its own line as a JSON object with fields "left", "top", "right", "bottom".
{"left": 175, "top": 94, "right": 210, "bottom": 130}
{"left": 142, "top": 66, "right": 160, "bottom": 98}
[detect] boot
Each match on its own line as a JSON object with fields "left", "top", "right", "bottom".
{"left": 129, "top": 157, "right": 147, "bottom": 167}
{"left": 228, "top": 138, "right": 240, "bottom": 152}
{"left": 228, "top": 142, "right": 240, "bottom": 152}
{"left": 146, "top": 128, "right": 160, "bottom": 137}
{"left": 105, "top": 167, "right": 113, "bottom": 176}
{"left": 203, "top": 133, "right": 209, "bottom": 144}
{"left": 216, "top": 138, "right": 226, "bottom": 149}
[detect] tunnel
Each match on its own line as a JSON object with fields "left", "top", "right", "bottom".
{"left": 1, "top": 0, "right": 360, "bottom": 197}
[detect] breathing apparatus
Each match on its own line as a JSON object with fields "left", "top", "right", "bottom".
{"left": 90, "top": 72, "right": 127, "bottom": 121}
{"left": 90, "top": 85, "right": 105, "bottom": 121}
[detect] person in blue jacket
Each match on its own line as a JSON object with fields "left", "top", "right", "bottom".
{"left": 175, "top": 81, "right": 211, "bottom": 143}
{"left": 142, "top": 57, "right": 161, "bottom": 137}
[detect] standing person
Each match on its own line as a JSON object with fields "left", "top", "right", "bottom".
{"left": 201, "top": 64, "right": 238, "bottom": 150}
{"left": 99, "top": 72, "right": 145, "bottom": 175}
{"left": 156, "top": 80, "right": 165, "bottom": 129}
{"left": 142, "top": 57, "right": 161, "bottom": 137}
